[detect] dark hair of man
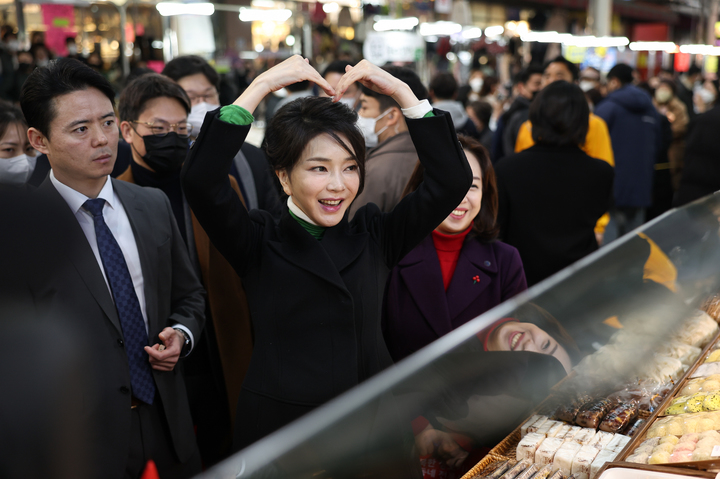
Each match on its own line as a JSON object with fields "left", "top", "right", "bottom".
{"left": 658, "top": 78, "right": 677, "bottom": 96}
{"left": 543, "top": 56, "right": 579, "bottom": 82}
{"left": 0, "top": 100, "right": 28, "bottom": 141}
{"left": 688, "top": 64, "right": 702, "bottom": 77}
{"left": 322, "top": 60, "right": 354, "bottom": 78}
{"left": 529, "top": 80, "right": 589, "bottom": 147}
{"left": 606, "top": 63, "right": 634, "bottom": 86}
{"left": 118, "top": 73, "right": 191, "bottom": 122}
{"left": 360, "top": 65, "right": 429, "bottom": 112}
{"left": 515, "top": 64, "right": 544, "bottom": 86}
{"left": 401, "top": 135, "right": 498, "bottom": 242}
{"left": 479, "top": 75, "right": 498, "bottom": 97}
{"left": 265, "top": 96, "right": 367, "bottom": 195}
{"left": 162, "top": 55, "right": 220, "bottom": 89}
{"left": 467, "top": 100, "right": 492, "bottom": 128}
{"left": 429, "top": 72, "right": 457, "bottom": 100}
{"left": 20, "top": 58, "right": 115, "bottom": 139}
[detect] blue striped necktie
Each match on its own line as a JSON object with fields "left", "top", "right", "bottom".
{"left": 83, "top": 198, "right": 156, "bottom": 404}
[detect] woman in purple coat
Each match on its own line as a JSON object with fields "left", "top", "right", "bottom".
{"left": 383, "top": 136, "right": 527, "bottom": 363}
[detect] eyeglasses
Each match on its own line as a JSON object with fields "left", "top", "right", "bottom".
{"left": 187, "top": 90, "right": 219, "bottom": 104}
{"left": 131, "top": 120, "right": 193, "bottom": 138}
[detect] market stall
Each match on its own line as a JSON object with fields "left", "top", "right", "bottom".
{"left": 193, "top": 192, "right": 720, "bottom": 479}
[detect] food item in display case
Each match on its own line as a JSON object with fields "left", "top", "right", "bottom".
{"left": 572, "top": 428, "right": 598, "bottom": 446}
{"left": 486, "top": 460, "right": 513, "bottom": 479}
{"left": 555, "top": 396, "right": 593, "bottom": 423}
{"left": 670, "top": 311, "right": 718, "bottom": 348}
{"left": 576, "top": 399, "right": 615, "bottom": 429}
{"left": 589, "top": 449, "right": 619, "bottom": 479}
{"left": 655, "top": 341, "right": 702, "bottom": 367}
{"left": 530, "top": 464, "right": 554, "bottom": 479}
{"left": 606, "top": 434, "right": 630, "bottom": 452}
{"left": 570, "top": 444, "right": 600, "bottom": 479}
{"left": 538, "top": 420, "right": 563, "bottom": 437}
{"left": 625, "top": 451, "right": 649, "bottom": 464}
{"left": 547, "top": 471, "right": 564, "bottom": 479}
{"left": 648, "top": 450, "right": 671, "bottom": 464}
{"left": 692, "top": 362, "right": 720, "bottom": 378}
{"left": 589, "top": 431, "right": 615, "bottom": 450}
{"left": 621, "top": 418, "right": 646, "bottom": 437}
{"left": 641, "top": 355, "right": 684, "bottom": 383}
{"left": 518, "top": 433, "right": 547, "bottom": 461}
{"left": 562, "top": 426, "right": 583, "bottom": 443}
{"left": 527, "top": 417, "right": 551, "bottom": 435}
{"left": 515, "top": 463, "right": 539, "bottom": 479}
{"left": 522, "top": 415, "right": 544, "bottom": 437}
{"left": 705, "top": 349, "right": 720, "bottom": 363}
{"left": 681, "top": 376, "right": 720, "bottom": 395}
{"left": 536, "top": 438, "right": 565, "bottom": 466}
{"left": 599, "top": 402, "right": 638, "bottom": 433}
{"left": 500, "top": 459, "right": 532, "bottom": 479}
{"left": 547, "top": 422, "right": 567, "bottom": 438}
{"left": 555, "top": 442, "right": 582, "bottom": 476}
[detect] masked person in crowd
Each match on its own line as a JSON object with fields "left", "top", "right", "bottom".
{"left": 0, "top": 101, "right": 37, "bottom": 189}
{"left": 429, "top": 72, "right": 480, "bottom": 140}
{"left": 348, "top": 65, "right": 430, "bottom": 218}
{"left": 116, "top": 73, "right": 250, "bottom": 467}
{"left": 653, "top": 79, "right": 689, "bottom": 191}
{"left": 181, "top": 55, "right": 472, "bottom": 456}
{"left": 495, "top": 81, "right": 614, "bottom": 286}
{"left": 466, "top": 100, "right": 494, "bottom": 152}
{"left": 676, "top": 64, "right": 702, "bottom": 120}
{"left": 694, "top": 79, "right": 717, "bottom": 115}
{"left": 162, "top": 55, "right": 282, "bottom": 217}
{"left": 318, "top": 60, "right": 361, "bottom": 110}
{"left": 383, "top": 136, "right": 527, "bottom": 363}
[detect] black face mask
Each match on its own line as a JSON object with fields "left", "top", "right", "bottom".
{"left": 141, "top": 133, "right": 188, "bottom": 175}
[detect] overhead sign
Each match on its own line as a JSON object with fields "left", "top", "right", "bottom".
{"left": 363, "top": 31, "right": 425, "bottom": 65}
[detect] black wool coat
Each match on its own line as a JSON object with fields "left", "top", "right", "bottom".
{"left": 495, "top": 144, "right": 614, "bottom": 286}
{"left": 181, "top": 108, "right": 472, "bottom": 448}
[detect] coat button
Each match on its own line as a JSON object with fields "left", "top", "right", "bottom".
{"left": 117, "top": 339, "right": 124, "bottom": 346}
{"left": 119, "top": 386, "right": 130, "bottom": 394}
{"left": 484, "top": 261, "right": 491, "bottom": 266}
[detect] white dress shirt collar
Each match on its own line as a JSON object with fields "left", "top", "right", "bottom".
{"left": 50, "top": 170, "right": 116, "bottom": 214}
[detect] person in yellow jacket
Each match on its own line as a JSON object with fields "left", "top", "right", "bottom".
{"left": 513, "top": 56, "right": 614, "bottom": 238}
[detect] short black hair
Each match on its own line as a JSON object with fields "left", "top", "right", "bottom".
{"left": 688, "top": 64, "right": 702, "bottom": 77}
{"left": 0, "top": 100, "right": 27, "bottom": 141}
{"left": 606, "top": 63, "right": 634, "bottom": 86}
{"left": 265, "top": 96, "right": 366, "bottom": 195}
{"left": 467, "top": 100, "right": 492, "bottom": 128}
{"left": 658, "top": 78, "right": 677, "bottom": 96}
{"left": 515, "top": 64, "right": 544, "bottom": 86}
{"left": 162, "top": 55, "right": 220, "bottom": 89}
{"left": 543, "top": 56, "right": 579, "bottom": 82}
{"left": 20, "top": 58, "right": 115, "bottom": 138}
{"left": 429, "top": 72, "right": 457, "bottom": 100}
{"left": 529, "top": 81, "right": 589, "bottom": 147}
{"left": 322, "top": 60, "right": 354, "bottom": 78}
{"left": 118, "top": 73, "right": 191, "bottom": 122}
{"left": 361, "top": 66, "right": 428, "bottom": 112}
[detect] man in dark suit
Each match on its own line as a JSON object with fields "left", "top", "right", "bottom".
{"left": 19, "top": 58, "right": 205, "bottom": 478}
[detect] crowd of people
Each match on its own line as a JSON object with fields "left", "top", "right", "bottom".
{"left": 1, "top": 33, "right": 720, "bottom": 478}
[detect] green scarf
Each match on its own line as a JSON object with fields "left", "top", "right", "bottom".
{"left": 288, "top": 209, "right": 326, "bottom": 240}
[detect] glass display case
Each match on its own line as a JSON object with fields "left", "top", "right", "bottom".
{"left": 195, "top": 192, "right": 720, "bottom": 479}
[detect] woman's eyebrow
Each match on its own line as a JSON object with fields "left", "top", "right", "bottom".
{"left": 549, "top": 343, "right": 559, "bottom": 356}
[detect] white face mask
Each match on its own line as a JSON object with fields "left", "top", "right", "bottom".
{"left": 188, "top": 101, "right": 220, "bottom": 136}
{"left": 469, "top": 77, "right": 483, "bottom": 93}
{"left": 579, "top": 80, "right": 597, "bottom": 92}
{"left": 356, "top": 108, "right": 392, "bottom": 148}
{"left": 0, "top": 153, "right": 36, "bottom": 186}
{"left": 697, "top": 87, "right": 716, "bottom": 105}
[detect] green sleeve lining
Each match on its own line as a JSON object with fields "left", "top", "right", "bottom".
{"left": 218, "top": 105, "right": 255, "bottom": 125}
{"left": 423, "top": 111, "right": 435, "bottom": 118}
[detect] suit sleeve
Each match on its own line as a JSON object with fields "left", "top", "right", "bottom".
{"left": 159, "top": 190, "right": 205, "bottom": 342}
{"left": 181, "top": 111, "right": 262, "bottom": 277}
{"left": 365, "top": 110, "right": 472, "bottom": 267}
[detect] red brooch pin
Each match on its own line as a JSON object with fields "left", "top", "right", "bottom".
{"left": 473, "top": 275, "right": 480, "bottom": 284}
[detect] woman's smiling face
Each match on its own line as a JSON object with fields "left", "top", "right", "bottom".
{"left": 435, "top": 150, "right": 483, "bottom": 235}
{"left": 277, "top": 132, "right": 360, "bottom": 227}
{"left": 488, "top": 321, "right": 572, "bottom": 373}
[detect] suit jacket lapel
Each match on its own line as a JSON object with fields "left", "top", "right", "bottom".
{"left": 446, "top": 239, "right": 497, "bottom": 320}
{"left": 112, "top": 179, "right": 159, "bottom": 337}
{"left": 37, "top": 178, "right": 122, "bottom": 334}
{"left": 398, "top": 236, "right": 453, "bottom": 338}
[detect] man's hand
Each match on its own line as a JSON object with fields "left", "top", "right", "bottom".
{"left": 145, "top": 327, "right": 183, "bottom": 371}
{"left": 415, "top": 425, "right": 469, "bottom": 468}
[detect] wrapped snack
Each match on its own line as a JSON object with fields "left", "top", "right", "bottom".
{"left": 691, "top": 447, "right": 714, "bottom": 461}
{"left": 589, "top": 431, "right": 614, "bottom": 450}
{"left": 517, "top": 433, "right": 546, "bottom": 462}
{"left": 672, "top": 442, "right": 696, "bottom": 452}
{"left": 656, "top": 341, "right": 702, "bottom": 367}
{"left": 537, "top": 420, "right": 562, "bottom": 437}
{"left": 515, "top": 464, "right": 539, "bottom": 479}
{"left": 641, "top": 355, "right": 684, "bottom": 383}
{"left": 625, "top": 452, "right": 649, "bottom": 464}
{"left": 528, "top": 417, "right": 550, "bottom": 435}
{"left": 606, "top": 434, "right": 630, "bottom": 453}
{"left": 553, "top": 442, "right": 582, "bottom": 476}
{"left": 674, "top": 311, "right": 718, "bottom": 348}
{"left": 669, "top": 450, "right": 693, "bottom": 463}
{"left": 547, "top": 422, "right": 566, "bottom": 438}
{"left": 500, "top": 459, "right": 532, "bottom": 479}
{"left": 536, "top": 438, "right": 565, "bottom": 466}
{"left": 706, "top": 349, "right": 720, "bottom": 363}
{"left": 589, "top": 450, "right": 618, "bottom": 479}
{"left": 699, "top": 430, "right": 720, "bottom": 441}
{"left": 570, "top": 445, "right": 599, "bottom": 479}
{"left": 485, "top": 460, "right": 512, "bottom": 479}
{"left": 572, "top": 429, "right": 597, "bottom": 446}
{"left": 600, "top": 402, "right": 638, "bottom": 433}
{"left": 648, "top": 451, "right": 671, "bottom": 464}
{"left": 555, "top": 425, "right": 573, "bottom": 441}
{"left": 556, "top": 396, "right": 592, "bottom": 424}
{"left": 576, "top": 399, "right": 614, "bottom": 429}
{"left": 652, "top": 443, "right": 675, "bottom": 454}
{"left": 692, "top": 362, "right": 720, "bottom": 378}
{"left": 658, "top": 435, "right": 679, "bottom": 445}
{"left": 521, "top": 415, "right": 543, "bottom": 437}
{"left": 561, "top": 426, "right": 583, "bottom": 443}
{"left": 680, "top": 432, "right": 699, "bottom": 442}
{"left": 548, "top": 471, "right": 563, "bottom": 479}
{"left": 703, "top": 392, "right": 720, "bottom": 411}
{"left": 530, "top": 464, "right": 554, "bottom": 479}
{"left": 621, "top": 418, "right": 646, "bottom": 437}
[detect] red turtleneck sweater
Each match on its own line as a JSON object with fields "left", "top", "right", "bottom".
{"left": 431, "top": 225, "right": 473, "bottom": 290}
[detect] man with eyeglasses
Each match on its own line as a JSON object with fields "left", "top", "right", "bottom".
{"left": 116, "top": 72, "right": 252, "bottom": 466}
{"left": 163, "top": 55, "right": 282, "bottom": 218}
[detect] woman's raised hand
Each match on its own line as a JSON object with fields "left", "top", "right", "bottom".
{"left": 233, "top": 55, "right": 335, "bottom": 114}
{"left": 333, "top": 60, "right": 421, "bottom": 110}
